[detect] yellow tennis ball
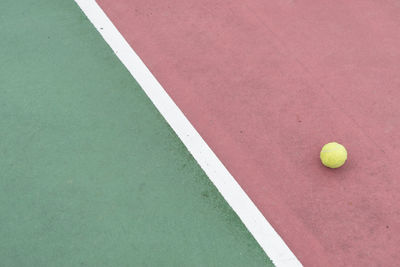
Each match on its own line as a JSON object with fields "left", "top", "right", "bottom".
{"left": 320, "top": 142, "right": 347, "bottom": 168}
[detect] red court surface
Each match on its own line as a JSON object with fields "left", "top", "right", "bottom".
{"left": 97, "top": 0, "right": 400, "bottom": 266}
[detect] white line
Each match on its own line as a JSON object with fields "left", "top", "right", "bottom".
{"left": 75, "top": 1, "right": 302, "bottom": 266}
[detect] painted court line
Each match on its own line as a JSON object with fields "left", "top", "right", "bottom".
{"left": 75, "top": 1, "right": 301, "bottom": 266}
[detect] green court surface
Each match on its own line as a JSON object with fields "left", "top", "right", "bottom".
{"left": 0, "top": 0, "right": 272, "bottom": 266}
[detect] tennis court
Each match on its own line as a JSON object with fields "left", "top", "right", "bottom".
{"left": 2, "top": 0, "right": 400, "bottom": 266}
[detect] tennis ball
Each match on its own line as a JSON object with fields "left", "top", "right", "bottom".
{"left": 320, "top": 142, "right": 347, "bottom": 168}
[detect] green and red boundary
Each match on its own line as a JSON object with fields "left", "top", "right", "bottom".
{"left": 88, "top": 0, "right": 400, "bottom": 266}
